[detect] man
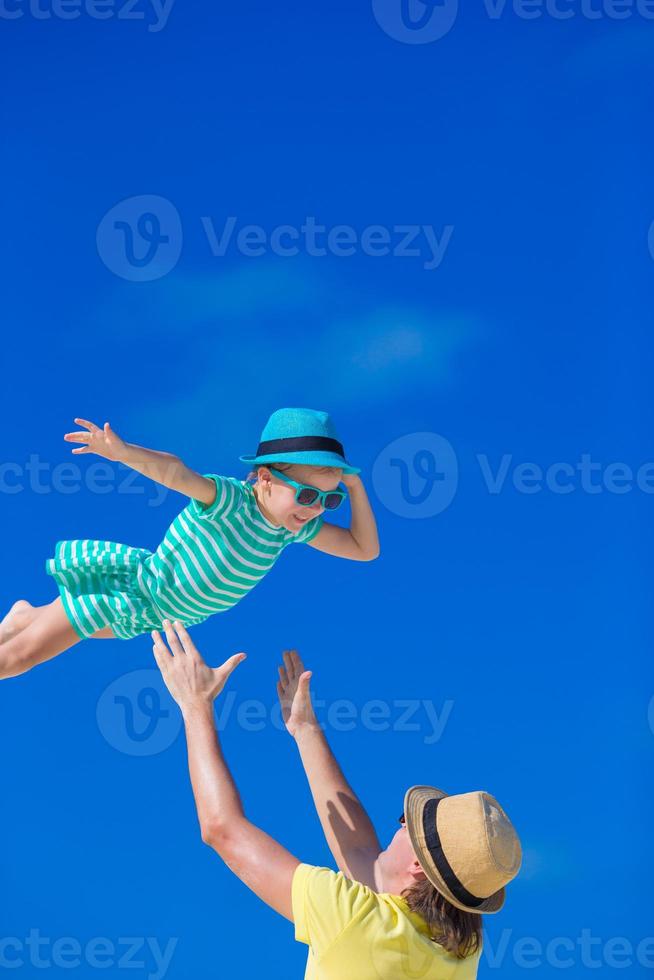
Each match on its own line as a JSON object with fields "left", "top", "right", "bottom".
{"left": 152, "top": 621, "right": 522, "bottom": 979}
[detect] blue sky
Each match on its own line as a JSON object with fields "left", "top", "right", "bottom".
{"left": 1, "top": 2, "right": 652, "bottom": 978}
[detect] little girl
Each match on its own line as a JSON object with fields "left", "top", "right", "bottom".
{"left": 0, "top": 407, "right": 379, "bottom": 679}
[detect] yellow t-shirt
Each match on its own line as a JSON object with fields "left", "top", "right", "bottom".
{"left": 292, "top": 864, "right": 481, "bottom": 980}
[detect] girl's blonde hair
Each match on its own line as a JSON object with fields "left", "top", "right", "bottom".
{"left": 248, "top": 462, "right": 341, "bottom": 482}
{"left": 246, "top": 462, "right": 293, "bottom": 482}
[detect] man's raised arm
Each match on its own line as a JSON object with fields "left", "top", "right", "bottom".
{"left": 277, "top": 650, "right": 382, "bottom": 888}
{"left": 152, "top": 622, "right": 300, "bottom": 921}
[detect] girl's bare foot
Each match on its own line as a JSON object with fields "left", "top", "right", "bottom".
{"left": 0, "top": 601, "right": 36, "bottom": 644}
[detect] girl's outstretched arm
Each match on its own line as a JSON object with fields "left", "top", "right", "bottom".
{"left": 307, "top": 474, "right": 380, "bottom": 561}
{"left": 64, "top": 418, "right": 216, "bottom": 505}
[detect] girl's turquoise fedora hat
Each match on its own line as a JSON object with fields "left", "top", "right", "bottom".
{"left": 240, "top": 408, "right": 360, "bottom": 474}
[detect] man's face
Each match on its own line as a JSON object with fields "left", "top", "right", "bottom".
{"left": 377, "top": 815, "right": 425, "bottom": 886}
{"left": 388, "top": 815, "right": 417, "bottom": 863}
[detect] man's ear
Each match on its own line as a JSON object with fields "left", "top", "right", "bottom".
{"left": 408, "top": 860, "right": 427, "bottom": 883}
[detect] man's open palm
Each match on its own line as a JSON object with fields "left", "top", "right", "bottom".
{"left": 152, "top": 621, "right": 246, "bottom": 709}
{"left": 277, "top": 650, "right": 316, "bottom": 737}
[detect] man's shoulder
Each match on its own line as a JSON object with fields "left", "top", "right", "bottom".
{"left": 295, "top": 864, "right": 371, "bottom": 890}
{"left": 294, "top": 864, "right": 382, "bottom": 919}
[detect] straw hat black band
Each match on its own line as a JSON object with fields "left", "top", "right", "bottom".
{"left": 256, "top": 436, "right": 345, "bottom": 457}
{"left": 423, "top": 798, "right": 485, "bottom": 909}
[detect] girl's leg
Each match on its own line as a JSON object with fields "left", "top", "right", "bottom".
{"left": 0, "top": 598, "right": 81, "bottom": 680}
{"left": 1, "top": 600, "right": 116, "bottom": 644}
{"left": 91, "top": 626, "right": 116, "bottom": 639}
{"left": 0, "top": 600, "right": 40, "bottom": 642}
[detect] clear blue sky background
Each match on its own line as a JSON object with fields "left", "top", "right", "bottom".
{"left": 1, "top": 2, "right": 652, "bottom": 978}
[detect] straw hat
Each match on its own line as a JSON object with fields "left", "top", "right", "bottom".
{"left": 404, "top": 785, "right": 522, "bottom": 915}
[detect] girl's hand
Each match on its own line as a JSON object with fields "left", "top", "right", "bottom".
{"left": 152, "top": 621, "right": 246, "bottom": 711}
{"left": 340, "top": 472, "right": 361, "bottom": 489}
{"left": 277, "top": 649, "right": 317, "bottom": 738}
{"left": 64, "top": 418, "right": 127, "bottom": 462}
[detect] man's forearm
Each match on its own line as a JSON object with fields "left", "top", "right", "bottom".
{"left": 294, "top": 722, "right": 381, "bottom": 878}
{"left": 181, "top": 702, "right": 245, "bottom": 839}
{"left": 347, "top": 478, "right": 380, "bottom": 560}
{"left": 180, "top": 700, "right": 301, "bottom": 920}
{"left": 152, "top": 629, "right": 300, "bottom": 921}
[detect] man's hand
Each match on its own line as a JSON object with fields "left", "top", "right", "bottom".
{"left": 155, "top": 623, "right": 299, "bottom": 921}
{"left": 152, "top": 620, "right": 246, "bottom": 712}
{"left": 280, "top": 646, "right": 382, "bottom": 885}
{"left": 276, "top": 649, "right": 317, "bottom": 738}
{"left": 64, "top": 418, "right": 127, "bottom": 461}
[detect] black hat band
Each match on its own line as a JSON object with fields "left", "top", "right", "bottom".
{"left": 422, "top": 798, "right": 486, "bottom": 909}
{"left": 256, "top": 436, "right": 345, "bottom": 458}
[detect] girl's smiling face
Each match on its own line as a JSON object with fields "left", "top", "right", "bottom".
{"left": 253, "top": 463, "right": 343, "bottom": 532}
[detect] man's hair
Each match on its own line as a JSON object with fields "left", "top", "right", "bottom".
{"left": 401, "top": 877, "right": 483, "bottom": 959}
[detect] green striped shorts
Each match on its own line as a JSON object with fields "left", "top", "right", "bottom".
{"left": 46, "top": 539, "right": 172, "bottom": 640}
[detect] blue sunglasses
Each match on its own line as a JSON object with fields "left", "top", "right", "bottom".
{"left": 268, "top": 467, "right": 347, "bottom": 511}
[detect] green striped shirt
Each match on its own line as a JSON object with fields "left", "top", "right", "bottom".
{"left": 139, "top": 475, "right": 323, "bottom": 626}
